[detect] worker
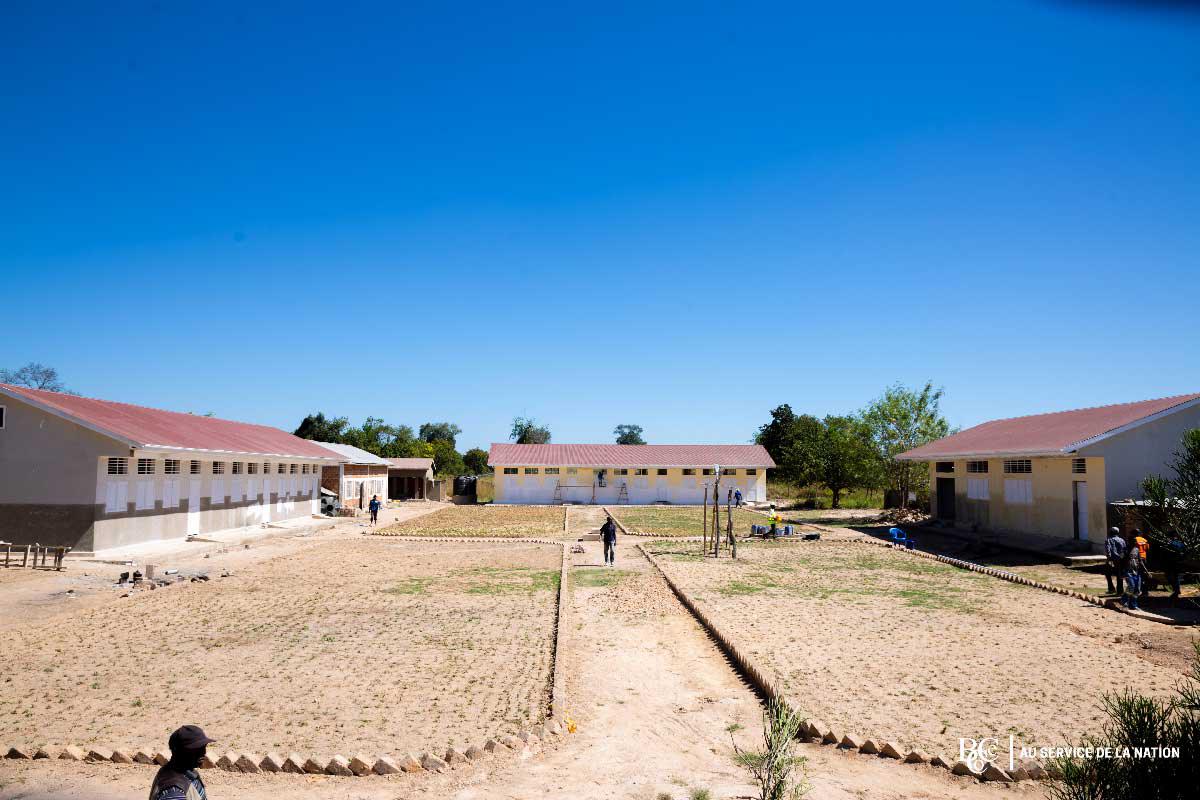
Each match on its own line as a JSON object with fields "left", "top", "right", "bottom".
{"left": 368, "top": 494, "right": 382, "bottom": 526}
{"left": 1133, "top": 530, "right": 1151, "bottom": 595}
{"left": 149, "top": 725, "right": 215, "bottom": 800}
{"left": 734, "top": 488, "right": 743, "bottom": 507}
{"left": 1104, "top": 527, "right": 1127, "bottom": 596}
{"left": 600, "top": 514, "right": 617, "bottom": 566}
{"left": 1123, "top": 536, "right": 1145, "bottom": 611}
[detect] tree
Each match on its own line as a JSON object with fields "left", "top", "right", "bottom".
{"left": 1, "top": 362, "right": 69, "bottom": 392}
{"left": 860, "top": 381, "right": 952, "bottom": 505}
{"left": 463, "top": 447, "right": 491, "bottom": 475}
{"left": 1137, "top": 428, "right": 1200, "bottom": 558}
{"left": 294, "top": 412, "right": 350, "bottom": 443}
{"left": 809, "top": 416, "right": 876, "bottom": 509}
{"left": 419, "top": 422, "right": 462, "bottom": 447}
{"left": 511, "top": 416, "right": 551, "bottom": 444}
{"left": 430, "top": 440, "right": 465, "bottom": 477}
{"left": 756, "top": 406, "right": 824, "bottom": 486}
{"left": 614, "top": 424, "right": 646, "bottom": 445}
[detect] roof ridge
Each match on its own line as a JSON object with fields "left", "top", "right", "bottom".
{"left": 963, "top": 392, "right": 1200, "bottom": 429}
{"left": 0, "top": 383, "right": 281, "bottom": 432}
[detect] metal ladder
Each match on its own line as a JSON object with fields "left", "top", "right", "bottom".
{"left": 617, "top": 482, "right": 629, "bottom": 504}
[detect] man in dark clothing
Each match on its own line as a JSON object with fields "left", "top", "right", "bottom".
{"left": 734, "top": 488, "right": 743, "bottom": 507}
{"left": 1104, "top": 527, "right": 1127, "bottom": 595}
{"left": 368, "top": 495, "right": 382, "bottom": 525}
{"left": 1123, "top": 539, "right": 1144, "bottom": 611}
{"left": 149, "top": 725, "right": 215, "bottom": 800}
{"left": 1162, "top": 533, "right": 1186, "bottom": 599}
{"left": 600, "top": 515, "right": 617, "bottom": 566}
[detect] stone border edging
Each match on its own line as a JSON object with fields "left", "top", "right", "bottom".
{"left": 6, "top": 537, "right": 575, "bottom": 779}
{"left": 635, "top": 542, "right": 1048, "bottom": 784}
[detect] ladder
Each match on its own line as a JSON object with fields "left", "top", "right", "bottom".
{"left": 553, "top": 480, "right": 563, "bottom": 504}
{"left": 617, "top": 482, "right": 629, "bottom": 504}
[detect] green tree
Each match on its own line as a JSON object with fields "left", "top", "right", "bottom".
{"left": 809, "top": 416, "right": 875, "bottom": 509}
{"left": 614, "top": 424, "right": 646, "bottom": 445}
{"left": 430, "top": 440, "right": 465, "bottom": 477}
{"left": 294, "top": 412, "right": 350, "bottom": 443}
{"left": 463, "top": 447, "right": 491, "bottom": 475}
{"left": 419, "top": 422, "right": 462, "bottom": 447}
{"left": 511, "top": 416, "right": 551, "bottom": 444}
{"left": 860, "top": 381, "right": 951, "bottom": 504}
{"left": 1137, "top": 428, "right": 1200, "bottom": 558}
{"left": 1, "top": 362, "right": 69, "bottom": 393}
{"left": 756, "top": 406, "right": 824, "bottom": 486}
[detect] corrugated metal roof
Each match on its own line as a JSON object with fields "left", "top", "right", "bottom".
{"left": 386, "top": 457, "right": 434, "bottom": 470}
{"left": 0, "top": 383, "right": 342, "bottom": 460}
{"left": 487, "top": 443, "right": 775, "bottom": 468}
{"left": 899, "top": 393, "right": 1200, "bottom": 460}
{"left": 316, "top": 442, "right": 391, "bottom": 465}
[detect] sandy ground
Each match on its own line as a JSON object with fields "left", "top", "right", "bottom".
{"left": 0, "top": 507, "right": 1038, "bottom": 800}
{"left": 377, "top": 504, "right": 566, "bottom": 538}
{"left": 0, "top": 532, "right": 558, "bottom": 756}
{"left": 609, "top": 505, "right": 771, "bottom": 538}
{"left": 646, "top": 537, "right": 1198, "bottom": 759}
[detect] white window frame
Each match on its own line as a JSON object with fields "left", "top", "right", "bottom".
{"left": 635, "top": 468, "right": 648, "bottom": 476}
{"left": 504, "top": 467, "right": 518, "bottom": 474}
{"left": 189, "top": 460, "right": 201, "bottom": 474}
{"left": 1072, "top": 458, "right": 1086, "bottom": 474}
{"left": 1003, "top": 459, "right": 1032, "bottom": 474}
{"left": 137, "top": 458, "right": 155, "bottom": 475}
{"left": 967, "top": 460, "right": 989, "bottom": 474}
{"left": 1004, "top": 479, "right": 1033, "bottom": 505}
{"left": 615, "top": 468, "right": 629, "bottom": 476}
{"left": 524, "top": 467, "right": 539, "bottom": 475}
{"left": 212, "top": 461, "right": 226, "bottom": 475}
{"left": 232, "top": 461, "right": 244, "bottom": 475}
{"left": 967, "top": 478, "right": 989, "bottom": 501}
{"left": 107, "top": 457, "right": 128, "bottom": 475}
{"left": 544, "top": 467, "right": 560, "bottom": 475}
{"left": 289, "top": 464, "right": 298, "bottom": 474}
{"left": 164, "top": 459, "right": 181, "bottom": 475}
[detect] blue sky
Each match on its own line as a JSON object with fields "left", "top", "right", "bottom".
{"left": 2, "top": 1, "right": 1197, "bottom": 452}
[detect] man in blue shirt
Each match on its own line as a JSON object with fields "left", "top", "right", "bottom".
{"left": 149, "top": 725, "right": 214, "bottom": 800}
{"left": 368, "top": 494, "right": 382, "bottom": 525}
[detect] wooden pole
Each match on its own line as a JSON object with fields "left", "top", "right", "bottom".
{"left": 727, "top": 496, "right": 736, "bottom": 559}
{"left": 702, "top": 485, "right": 709, "bottom": 555}
{"left": 712, "top": 472, "right": 721, "bottom": 558}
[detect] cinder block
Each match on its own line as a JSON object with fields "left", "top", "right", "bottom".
{"left": 325, "top": 755, "right": 354, "bottom": 776}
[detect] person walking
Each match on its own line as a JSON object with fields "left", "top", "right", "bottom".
{"left": 734, "top": 488, "right": 743, "bottom": 507}
{"left": 1104, "top": 527, "right": 1127, "bottom": 596}
{"left": 1123, "top": 535, "right": 1144, "bottom": 611}
{"left": 149, "top": 725, "right": 215, "bottom": 800}
{"left": 1133, "top": 530, "right": 1152, "bottom": 596}
{"left": 368, "top": 494, "right": 381, "bottom": 526}
{"left": 600, "top": 514, "right": 617, "bottom": 566}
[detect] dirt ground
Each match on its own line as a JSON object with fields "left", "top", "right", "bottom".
{"left": 609, "top": 505, "right": 771, "bottom": 537}
{"left": 377, "top": 504, "right": 565, "bottom": 538}
{"left": 0, "top": 536, "right": 559, "bottom": 757}
{"left": 645, "top": 536, "right": 1199, "bottom": 759}
{"left": 0, "top": 509, "right": 1040, "bottom": 800}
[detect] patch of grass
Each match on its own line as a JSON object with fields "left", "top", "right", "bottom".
{"left": 719, "top": 573, "right": 783, "bottom": 596}
{"left": 611, "top": 506, "right": 767, "bottom": 538}
{"left": 574, "top": 568, "right": 635, "bottom": 588}
{"left": 461, "top": 568, "right": 561, "bottom": 595}
{"left": 382, "top": 578, "right": 434, "bottom": 595}
{"left": 690, "top": 789, "right": 712, "bottom": 800}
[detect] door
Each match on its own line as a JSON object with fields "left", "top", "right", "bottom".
{"left": 936, "top": 478, "right": 956, "bottom": 521}
{"left": 187, "top": 479, "right": 201, "bottom": 536}
{"left": 1073, "top": 481, "right": 1089, "bottom": 541}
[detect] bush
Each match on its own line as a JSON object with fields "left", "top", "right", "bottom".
{"left": 732, "top": 696, "right": 809, "bottom": 800}
{"left": 1049, "top": 642, "right": 1200, "bottom": 800}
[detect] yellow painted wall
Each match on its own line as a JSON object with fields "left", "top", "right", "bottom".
{"left": 492, "top": 466, "right": 766, "bottom": 503}
{"left": 928, "top": 456, "right": 1105, "bottom": 543}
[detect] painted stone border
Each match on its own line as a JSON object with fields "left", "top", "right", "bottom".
{"left": 5, "top": 538, "right": 574, "bottom": 779}
{"left": 635, "top": 542, "right": 1047, "bottom": 783}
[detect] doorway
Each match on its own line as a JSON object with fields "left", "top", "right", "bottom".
{"left": 1073, "top": 481, "right": 1089, "bottom": 541}
{"left": 936, "top": 478, "right": 956, "bottom": 521}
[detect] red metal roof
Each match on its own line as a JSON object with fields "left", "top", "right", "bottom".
{"left": 899, "top": 393, "right": 1200, "bottom": 460}
{"left": 488, "top": 443, "right": 775, "bottom": 468}
{"left": 0, "top": 384, "right": 342, "bottom": 460}
{"left": 386, "top": 458, "right": 434, "bottom": 470}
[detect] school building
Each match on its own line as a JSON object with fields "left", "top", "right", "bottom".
{"left": 316, "top": 442, "right": 390, "bottom": 511}
{"left": 0, "top": 383, "right": 344, "bottom": 553}
{"left": 899, "top": 393, "right": 1200, "bottom": 548}
{"left": 487, "top": 443, "right": 774, "bottom": 505}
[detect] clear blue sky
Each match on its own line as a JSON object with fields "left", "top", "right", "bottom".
{"left": 2, "top": 1, "right": 1197, "bottom": 452}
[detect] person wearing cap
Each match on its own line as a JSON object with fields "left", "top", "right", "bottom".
{"left": 600, "top": 514, "right": 617, "bottom": 566}
{"left": 1104, "top": 527, "right": 1127, "bottom": 595}
{"left": 149, "top": 725, "right": 215, "bottom": 800}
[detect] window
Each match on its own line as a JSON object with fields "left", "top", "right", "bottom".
{"left": 247, "top": 462, "right": 258, "bottom": 474}
{"left": 1004, "top": 479, "right": 1033, "bottom": 505}
{"left": 302, "top": 464, "right": 309, "bottom": 474}
{"left": 682, "top": 469, "right": 696, "bottom": 476}
{"left": 967, "top": 478, "right": 989, "bottom": 501}
{"left": 289, "top": 464, "right": 298, "bottom": 474}
{"left": 212, "top": 462, "right": 225, "bottom": 474}
{"left": 967, "top": 461, "right": 989, "bottom": 474}
{"left": 107, "top": 457, "right": 128, "bottom": 475}
{"left": 277, "top": 463, "right": 286, "bottom": 474}
{"left": 190, "top": 460, "right": 201, "bottom": 474}
{"left": 635, "top": 468, "right": 648, "bottom": 476}
{"left": 1003, "top": 459, "right": 1032, "bottom": 474}
{"left": 137, "top": 458, "right": 155, "bottom": 475}
{"left": 545, "top": 467, "right": 560, "bottom": 475}
{"left": 657, "top": 468, "right": 668, "bottom": 475}
{"left": 311, "top": 464, "right": 319, "bottom": 473}
{"left": 504, "top": 467, "right": 518, "bottom": 474}
{"left": 936, "top": 461, "right": 954, "bottom": 473}
{"left": 262, "top": 462, "right": 270, "bottom": 474}
{"left": 164, "top": 459, "right": 180, "bottom": 475}
{"left": 746, "top": 469, "right": 757, "bottom": 475}
{"left": 1072, "top": 458, "right": 1087, "bottom": 474}
{"left": 725, "top": 469, "right": 737, "bottom": 476}
{"left": 566, "top": 468, "right": 578, "bottom": 475}
{"left": 232, "top": 462, "right": 244, "bottom": 475}
{"left": 702, "top": 468, "right": 714, "bottom": 476}
{"left": 525, "top": 467, "right": 539, "bottom": 475}
{"left": 615, "top": 469, "right": 628, "bottom": 476}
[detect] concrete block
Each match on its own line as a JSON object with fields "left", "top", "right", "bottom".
{"left": 806, "top": 719, "right": 825, "bottom": 739}
{"left": 199, "top": 755, "right": 217, "bottom": 769}
{"left": 421, "top": 753, "right": 448, "bottom": 773}
{"left": 858, "top": 739, "right": 880, "bottom": 755}
{"left": 110, "top": 750, "right": 134, "bottom": 764}
{"left": 259, "top": 753, "right": 283, "bottom": 773}
{"left": 821, "top": 728, "right": 841, "bottom": 745}
{"left": 6, "top": 746, "right": 33, "bottom": 759}
{"left": 133, "top": 750, "right": 156, "bottom": 764}
{"left": 59, "top": 746, "right": 86, "bottom": 761}
{"left": 398, "top": 752, "right": 423, "bottom": 772}
{"left": 235, "top": 753, "right": 260, "bottom": 773}
{"left": 484, "top": 739, "right": 509, "bottom": 755}
{"left": 930, "top": 754, "right": 952, "bottom": 768}
{"left": 465, "top": 745, "right": 486, "bottom": 761}
{"left": 1019, "top": 758, "right": 1047, "bottom": 780}
{"left": 302, "top": 756, "right": 326, "bottom": 774}
{"left": 33, "top": 748, "right": 53, "bottom": 760}
{"left": 280, "top": 753, "right": 305, "bottom": 774}
{"left": 838, "top": 734, "right": 863, "bottom": 750}
{"left": 982, "top": 763, "right": 1013, "bottom": 782}
{"left": 373, "top": 755, "right": 401, "bottom": 775}
{"left": 445, "top": 747, "right": 468, "bottom": 765}
{"left": 86, "top": 748, "right": 114, "bottom": 763}
{"left": 904, "top": 750, "right": 930, "bottom": 764}
{"left": 500, "top": 734, "right": 524, "bottom": 751}
{"left": 348, "top": 754, "right": 373, "bottom": 776}
{"left": 951, "top": 760, "right": 983, "bottom": 778}
{"left": 879, "top": 742, "right": 904, "bottom": 759}
{"left": 325, "top": 755, "right": 354, "bottom": 776}
{"left": 216, "top": 753, "right": 238, "bottom": 771}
